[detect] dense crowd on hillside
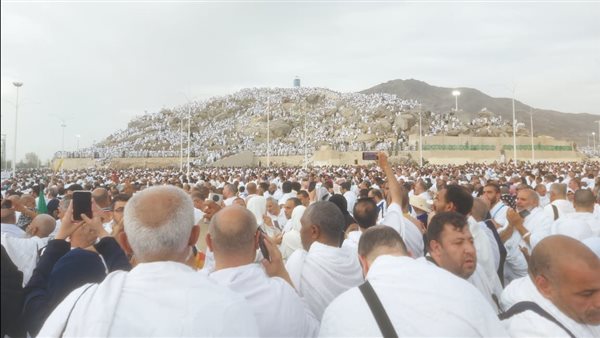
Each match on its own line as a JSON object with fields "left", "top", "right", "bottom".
{"left": 53, "top": 88, "right": 569, "bottom": 165}
{"left": 1, "top": 158, "right": 599, "bottom": 337}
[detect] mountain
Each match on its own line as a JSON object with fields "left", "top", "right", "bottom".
{"left": 361, "top": 79, "right": 599, "bottom": 146}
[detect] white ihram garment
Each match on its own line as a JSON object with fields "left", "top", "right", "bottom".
{"left": 380, "top": 203, "right": 424, "bottom": 258}
{"left": 38, "top": 261, "right": 258, "bottom": 337}
{"left": 319, "top": 255, "right": 507, "bottom": 337}
{"left": 210, "top": 263, "right": 319, "bottom": 337}
{"left": 501, "top": 276, "right": 600, "bottom": 337}
{"left": 1, "top": 234, "right": 48, "bottom": 286}
{"left": 286, "top": 241, "right": 363, "bottom": 320}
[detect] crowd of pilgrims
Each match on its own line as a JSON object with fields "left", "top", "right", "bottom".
{"left": 1, "top": 158, "right": 599, "bottom": 337}
{"left": 54, "top": 88, "right": 422, "bottom": 163}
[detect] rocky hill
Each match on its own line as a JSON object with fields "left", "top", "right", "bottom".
{"left": 362, "top": 79, "right": 599, "bottom": 146}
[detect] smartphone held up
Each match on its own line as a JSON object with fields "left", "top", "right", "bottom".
{"left": 362, "top": 152, "right": 378, "bottom": 161}
{"left": 72, "top": 191, "right": 93, "bottom": 221}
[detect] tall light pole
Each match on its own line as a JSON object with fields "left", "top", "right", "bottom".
{"left": 12, "top": 82, "right": 23, "bottom": 177}
{"left": 529, "top": 109, "right": 534, "bottom": 162}
{"left": 76, "top": 134, "right": 81, "bottom": 152}
{"left": 452, "top": 90, "right": 460, "bottom": 112}
{"left": 179, "top": 119, "right": 183, "bottom": 172}
{"left": 60, "top": 121, "right": 67, "bottom": 159}
{"left": 186, "top": 106, "right": 191, "bottom": 177}
{"left": 511, "top": 88, "right": 517, "bottom": 162}
{"left": 304, "top": 106, "right": 308, "bottom": 169}
{"left": 595, "top": 121, "right": 600, "bottom": 151}
{"left": 418, "top": 104, "right": 423, "bottom": 167}
{"left": 266, "top": 99, "right": 270, "bottom": 168}
{"left": 1, "top": 134, "right": 6, "bottom": 170}
{"left": 593, "top": 132, "right": 597, "bottom": 153}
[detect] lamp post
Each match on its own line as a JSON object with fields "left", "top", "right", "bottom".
{"left": 304, "top": 106, "right": 308, "bottom": 169}
{"left": 594, "top": 132, "right": 597, "bottom": 153}
{"left": 60, "top": 121, "right": 66, "bottom": 159}
{"left": 266, "top": 99, "right": 270, "bottom": 168}
{"left": 452, "top": 90, "right": 460, "bottom": 112}
{"left": 529, "top": 109, "right": 534, "bottom": 162}
{"left": 186, "top": 106, "right": 191, "bottom": 177}
{"left": 418, "top": 104, "right": 423, "bottom": 167}
{"left": 76, "top": 134, "right": 81, "bottom": 152}
{"left": 511, "top": 88, "right": 517, "bottom": 162}
{"left": 179, "top": 119, "right": 183, "bottom": 172}
{"left": 12, "top": 82, "right": 23, "bottom": 177}
{"left": 595, "top": 121, "right": 600, "bottom": 151}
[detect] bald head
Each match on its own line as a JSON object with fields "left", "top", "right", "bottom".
{"left": 209, "top": 206, "right": 258, "bottom": 256}
{"left": 27, "top": 214, "right": 56, "bottom": 238}
{"left": 530, "top": 235, "right": 599, "bottom": 279}
{"left": 358, "top": 226, "right": 407, "bottom": 264}
{"left": 574, "top": 189, "right": 595, "bottom": 212}
{"left": 529, "top": 235, "right": 600, "bottom": 325}
{"left": 92, "top": 188, "right": 111, "bottom": 208}
{"left": 20, "top": 194, "right": 35, "bottom": 208}
{"left": 549, "top": 183, "right": 567, "bottom": 200}
{"left": 471, "top": 198, "right": 490, "bottom": 222}
{"left": 246, "top": 182, "right": 257, "bottom": 195}
{"left": 124, "top": 186, "right": 195, "bottom": 262}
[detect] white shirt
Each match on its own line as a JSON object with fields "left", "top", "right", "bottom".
{"left": 1, "top": 223, "right": 26, "bottom": 238}
{"left": 286, "top": 241, "right": 363, "bottom": 320}
{"left": 1, "top": 234, "right": 48, "bottom": 286}
{"left": 538, "top": 194, "right": 550, "bottom": 208}
{"left": 501, "top": 276, "right": 600, "bottom": 337}
{"left": 223, "top": 196, "right": 237, "bottom": 207}
{"left": 320, "top": 255, "right": 507, "bottom": 337}
{"left": 278, "top": 191, "right": 296, "bottom": 206}
{"left": 490, "top": 201, "right": 508, "bottom": 227}
{"left": 193, "top": 207, "right": 205, "bottom": 225}
{"left": 210, "top": 263, "right": 319, "bottom": 337}
{"left": 380, "top": 203, "right": 424, "bottom": 258}
{"left": 343, "top": 191, "right": 357, "bottom": 215}
{"left": 341, "top": 230, "right": 362, "bottom": 251}
{"left": 39, "top": 261, "right": 259, "bottom": 337}
{"left": 543, "top": 199, "right": 575, "bottom": 221}
{"left": 530, "top": 212, "right": 599, "bottom": 248}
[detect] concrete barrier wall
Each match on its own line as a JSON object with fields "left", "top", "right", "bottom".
{"left": 54, "top": 135, "right": 584, "bottom": 169}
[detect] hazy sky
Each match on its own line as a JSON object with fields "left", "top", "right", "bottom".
{"left": 1, "top": 1, "right": 599, "bottom": 161}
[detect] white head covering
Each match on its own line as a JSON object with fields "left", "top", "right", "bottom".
{"left": 290, "top": 205, "right": 306, "bottom": 232}
{"left": 246, "top": 196, "right": 267, "bottom": 226}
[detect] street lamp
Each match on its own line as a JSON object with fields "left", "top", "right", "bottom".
{"left": 418, "top": 104, "right": 423, "bottom": 167}
{"left": 60, "top": 121, "right": 67, "bottom": 158}
{"left": 76, "top": 134, "right": 81, "bottom": 152}
{"left": 452, "top": 90, "right": 460, "bottom": 112}
{"left": 12, "top": 82, "right": 23, "bottom": 177}
{"left": 511, "top": 87, "right": 517, "bottom": 162}
{"left": 187, "top": 106, "right": 191, "bottom": 177}
{"left": 529, "top": 109, "right": 534, "bottom": 162}
{"left": 593, "top": 132, "right": 597, "bottom": 153}
{"left": 266, "top": 99, "right": 270, "bottom": 168}
{"left": 179, "top": 119, "right": 183, "bottom": 172}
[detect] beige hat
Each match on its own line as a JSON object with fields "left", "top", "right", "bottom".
{"left": 409, "top": 195, "right": 432, "bottom": 213}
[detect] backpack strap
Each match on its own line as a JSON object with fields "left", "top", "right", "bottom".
{"left": 551, "top": 204, "right": 559, "bottom": 220}
{"left": 359, "top": 281, "right": 398, "bottom": 338}
{"left": 499, "top": 301, "right": 575, "bottom": 338}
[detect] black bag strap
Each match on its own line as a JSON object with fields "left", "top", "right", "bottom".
{"left": 60, "top": 283, "right": 95, "bottom": 337}
{"left": 484, "top": 219, "right": 507, "bottom": 285}
{"left": 359, "top": 281, "right": 398, "bottom": 338}
{"left": 551, "top": 204, "right": 559, "bottom": 220}
{"left": 499, "top": 301, "right": 575, "bottom": 338}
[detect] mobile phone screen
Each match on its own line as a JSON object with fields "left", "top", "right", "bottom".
{"left": 72, "top": 191, "right": 93, "bottom": 221}
{"left": 258, "top": 229, "right": 270, "bottom": 262}
{"left": 362, "top": 152, "right": 378, "bottom": 161}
